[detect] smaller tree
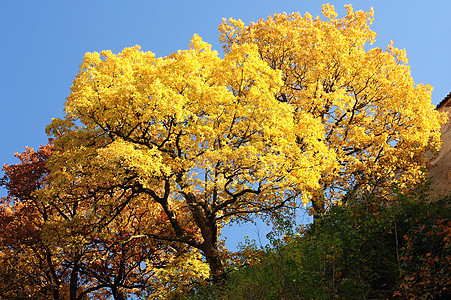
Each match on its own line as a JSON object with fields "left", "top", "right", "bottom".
{"left": 0, "top": 145, "right": 203, "bottom": 299}
{"left": 0, "top": 145, "right": 61, "bottom": 299}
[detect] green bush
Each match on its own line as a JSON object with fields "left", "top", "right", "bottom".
{"left": 182, "top": 185, "right": 450, "bottom": 299}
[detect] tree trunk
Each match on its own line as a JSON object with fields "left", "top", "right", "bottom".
{"left": 183, "top": 190, "right": 226, "bottom": 282}
{"left": 112, "top": 287, "right": 127, "bottom": 300}
{"left": 312, "top": 188, "right": 326, "bottom": 222}
{"left": 69, "top": 264, "right": 79, "bottom": 300}
{"left": 204, "top": 246, "right": 226, "bottom": 282}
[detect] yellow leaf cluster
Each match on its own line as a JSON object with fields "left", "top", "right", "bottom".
{"left": 149, "top": 250, "right": 210, "bottom": 299}
{"left": 48, "top": 34, "right": 335, "bottom": 214}
{"left": 219, "top": 4, "right": 444, "bottom": 202}
{"left": 42, "top": 33, "right": 340, "bottom": 284}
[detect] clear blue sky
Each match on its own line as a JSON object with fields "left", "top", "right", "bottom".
{"left": 1, "top": 0, "right": 450, "bottom": 248}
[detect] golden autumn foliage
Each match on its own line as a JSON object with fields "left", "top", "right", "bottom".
{"left": 46, "top": 34, "right": 335, "bottom": 281}
{"left": 219, "top": 4, "right": 444, "bottom": 209}
{"left": 0, "top": 4, "right": 445, "bottom": 298}
{"left": 0, "top": 146, "right": 56, "bottom": 299}
{"left": 1, "top": 146, "right": 198, "bottom": 299}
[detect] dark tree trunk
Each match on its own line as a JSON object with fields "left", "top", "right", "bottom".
{"left": 200, "top": 218, "right": 226, "bottom": 282}
{"left": 312, "top": 189, "right": 326, "bottom": 222}
{"left": 52, "top": 287, "right": 60, "bottom": 300}
{"left": 69, "top": 264, "right": 79, "bottom": 300}
{"left": 204, "top": 246, "right": 226, "bottom": 282}
{"left": 112, "top": 287, "right": 127, "bottom": 300}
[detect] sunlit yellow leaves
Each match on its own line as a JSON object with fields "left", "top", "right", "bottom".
{"left": 97, "top": 139, "right": 170, "bottom": 187}
{"left": 43, "top": 30, "right": 339, "bottom": 282}
{"left": 52, "top": 33, "right": 335, "bottom": 211}
{"left": 150, "top": 250, "right": 210, "bottom": 299}
{"left": 219, "top": 4, "right": 444, "bottom": 204}
{"left": 322, "top": 3, "right": 338, "bottom": 20}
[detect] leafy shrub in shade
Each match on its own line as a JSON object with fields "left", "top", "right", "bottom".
{"left": 182, "top": 184, "right": 450, "bottom": 299}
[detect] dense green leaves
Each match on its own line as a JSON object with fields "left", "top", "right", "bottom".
{"left": 183, "top": 184, "right": 450, "bottom": 299}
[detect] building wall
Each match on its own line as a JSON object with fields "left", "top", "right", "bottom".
{"left": 428, "top": 102, "right": 451, "bottom": 199}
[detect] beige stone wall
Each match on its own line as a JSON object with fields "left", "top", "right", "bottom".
{"left": 428, "top": 106, "right": 451, "bottom": 200}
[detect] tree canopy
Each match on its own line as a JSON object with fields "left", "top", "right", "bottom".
{"left": 44, "top": 33, "right": 334, "bottom": 282}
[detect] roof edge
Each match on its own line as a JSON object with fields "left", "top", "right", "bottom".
{"left": 436, "top": 91, "right": 451, "bottom": 110}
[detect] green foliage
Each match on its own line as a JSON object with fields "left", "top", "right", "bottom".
{"left": 395, "top": 195, "right": 451, "bottom": 298}
{"left": 181, "top": 185, "right": 451, "bottom": 299}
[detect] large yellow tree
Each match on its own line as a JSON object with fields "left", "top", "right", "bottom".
{"left": 41, "top": 4, "right": 444, "bottom": 286}
{"left": 45, "top": 35, "right": 334, "bottom": 281}
{"left": 219, "top": 4, "right": 444, "bottom": 213}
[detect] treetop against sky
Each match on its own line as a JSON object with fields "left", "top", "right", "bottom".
{"left": 0, "top": 1, "right": 449, "bottom": 250}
